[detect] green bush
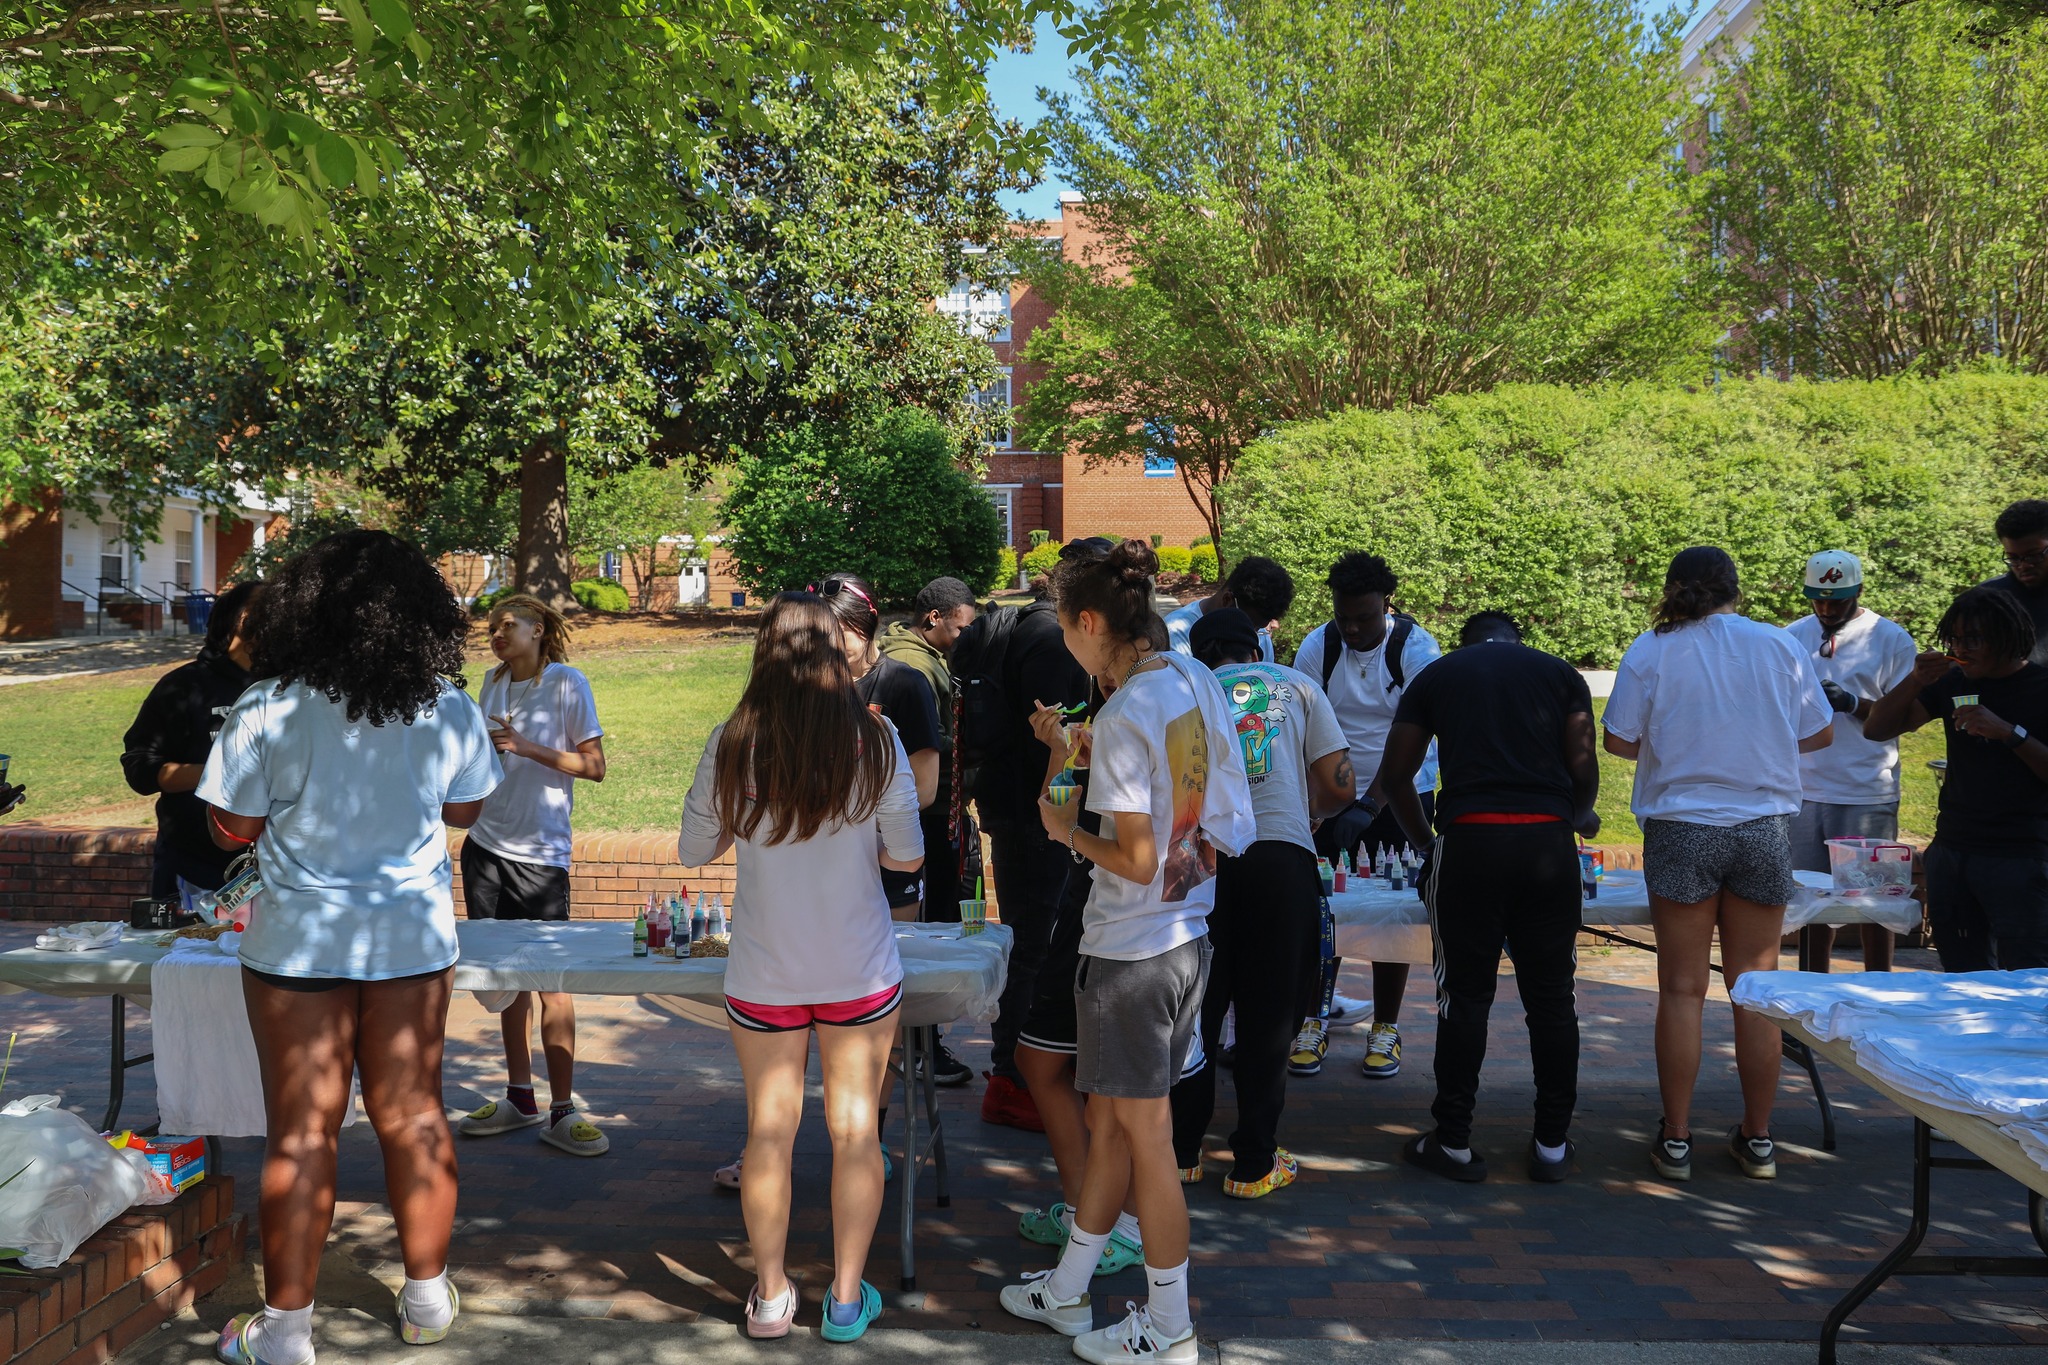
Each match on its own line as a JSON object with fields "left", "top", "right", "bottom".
{"left": 1189, "top": 544, "right": 1220, "bottom": 582}
{"left": 1222, "top": 375, "right": 2048, "bottom": 666}
{"left": 471, "top": 584, "right": 515, "bottom": 615}
{"left": 1191, "top": 534, "right": 1214, "bottom": 548}
{"left": 988, "top": 546, "right": 1019, "bottom": 593}
{"left": 1021, "top": 538, "right": 1065, "bottom": 580}
{"left": 571, "top": 577, "right": 632, "bottom": 613}
{"left": 1156, "top": 545, "right": 1194, "bottom": 574}
{"left": 1028, "top": 529, "right": 1051, "bottom": 548}
{"left": 724, "top": 407, "right": 1004, "bottom": 603}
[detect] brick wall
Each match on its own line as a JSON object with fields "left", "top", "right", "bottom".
{"left": 0, "top": 493, "right": 64, "bottom": 641}
{"left": 2, "top": 1177, "right": 243, "bottom": 1365}
{"left": 0, "top": 824, "right": 733, "bottom": 922}
{"left": 212, "top": 518, "right": 255, "bottom": 589}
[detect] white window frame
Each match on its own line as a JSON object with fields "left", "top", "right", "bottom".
{"left": 99, "top": 523, "right": 126, "bottom": 587}
{"left": 972, "top": 367, "right": 1014, "bottom": 449}
{"left": 173, "top": 529, "right": 194, "bottom": 590}
{"left": 983, "top": 484, "right": 1018, "bottom": 547}
{"left": 939, "top": 278, "right": 1012, "bottom": 342}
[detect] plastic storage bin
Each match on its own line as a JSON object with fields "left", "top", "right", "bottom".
{"left": 1827, "top": 837, "right": 1913, "bottom": 894}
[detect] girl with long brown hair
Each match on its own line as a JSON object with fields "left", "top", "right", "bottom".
{"left": 677, "top": 592, "right": 924, "bottom": 1342}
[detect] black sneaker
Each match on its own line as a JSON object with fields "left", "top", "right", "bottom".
{"left": 1527, "top": 1138, "right": 1575, "bottom": 1183}
{"left": 1729, "top": 1125, "right": 1777, "bottom": 1179}
{"left": 1652, "top": 1120, "right": 1692, "bottom": 1182}
{"left": 1402, "top": 1131, "right": 1487, "bottom": 1183}
{"left": 931, "top": 1042, "right": 973, "bottom": 1088}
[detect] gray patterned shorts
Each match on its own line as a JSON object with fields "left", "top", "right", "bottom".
{"left": 1642, "top": 815, "right": 1798, "bottom": 906}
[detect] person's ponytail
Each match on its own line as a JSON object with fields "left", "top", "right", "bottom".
{"left": 1050, "top": 537, "right": 1160, "bottom": 645}
{"left": 1652, "top": 546, "right": 1741, "bottom": 635}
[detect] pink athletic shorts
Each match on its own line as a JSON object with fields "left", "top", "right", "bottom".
{"left": 724, "top": 982, "right": 903, "bottom": 1033}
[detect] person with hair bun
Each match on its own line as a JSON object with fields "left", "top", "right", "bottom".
{"left": 455, "top": 593, "right": 611, "bottom": 1158}
{"left": 1602, "top": 547, "right": 1833, "bottom": 1185}
{"left": 198, "top": 531, "right": 500, "bottom": 1364}
{"left": 999, "top": 539, "right": 1252, "bottom": 1365}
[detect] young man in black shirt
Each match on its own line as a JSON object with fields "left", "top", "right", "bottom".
{"left": 1375, "top": 612, "right": 1600, "bottom": 1183}
{"left": 1980, "top": 499, "right": 2048, "bottom": 669}
{"left": 1866, "top": 586, "right": 2048, "bottom": 970}
{"left": 120, "top": 582, "right": 262, "bottom": 906}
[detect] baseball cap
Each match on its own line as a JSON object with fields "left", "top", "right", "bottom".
{"left": 1187, "top": 606, "right": 1261, "bottom": 659}
{"left": 1059, "top": 536, "right": 1118, "bottom": 562}
{"left": 1803, "top": 550, "right": 1864, "bottom": 600}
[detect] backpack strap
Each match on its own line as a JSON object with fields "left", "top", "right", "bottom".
{"left": 1318, "top": 619, "right": 1343, "bottom": 691}
{"left": 1386, "top": 614, "right": 1416, "bottom": 690}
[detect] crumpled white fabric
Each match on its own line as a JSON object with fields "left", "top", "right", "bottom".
{"left": 152, "top": 941, "right": 358, "bottom": 1137}
{"left": 33, "top": 922, "right": 125, "bottom": 953}
{"left": 1153, "top": 651, "right": 1256, "bottom": 859}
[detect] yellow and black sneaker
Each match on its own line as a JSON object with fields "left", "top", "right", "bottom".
{"left": 1360, "top": 1022, "right": 1402, "bottom": 1079}
{"left": 1287, "top": 1019, "right": 1330, "bottom": 1076}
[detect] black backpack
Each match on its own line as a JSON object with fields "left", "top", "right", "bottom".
{"left": 1318, "top": 614, "right": 1418, "bottom": 692}
{"left": 951, "top": 601, "right": 1028, "bottom": 805}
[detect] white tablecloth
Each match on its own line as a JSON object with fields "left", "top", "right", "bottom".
{"left": 1732, "top": 968, "right": 2048, "bottom": 1176}
{"left": 1329, "top": 868, "right": 1922, "bottom": 963}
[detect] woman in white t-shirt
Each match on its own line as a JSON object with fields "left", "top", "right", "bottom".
{"left": 1602, "top": 547, "right": 1832, "bottom": 1187}
{"left": 1000, "top": 539, "right": 1252, "bottom": 1365}
{"left": 198, "top": 531, "right": 499, "bottom": 1365}
{"left": 677, "top": 592, "right": 922, "bottom": 1343}
{"left": 454, "top": 594, "right": 611, "bottom": 1158}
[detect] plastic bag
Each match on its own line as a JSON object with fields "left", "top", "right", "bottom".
{"left": 0, "top": 1096, "right": 151, "bottom": 1268}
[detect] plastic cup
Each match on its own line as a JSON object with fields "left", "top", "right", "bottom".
{"left": 959, "top": 899, "right": 987, "bottom": 935}
{"left": 1953, "top": 693, "right": 1980, "bottom": 708}
{"left": 1047, "top": 780, "right": 1081, "bottom": 807}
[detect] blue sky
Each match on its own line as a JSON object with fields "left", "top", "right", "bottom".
{"left": 987, "top": 3, "right": 1702, "bottom": 221}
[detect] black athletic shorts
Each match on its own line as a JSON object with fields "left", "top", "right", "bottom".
{"left": 461, "top": 837, "right": 571, "bottom": 921}
{"left": 880, "top": 866, "right": 924, "bottom": 911}
{"left": 1017, "top": 857, "right": 1091, "bottom": 1056}
{"left": 243, "top": 965, "right": 449, "bottom": 993}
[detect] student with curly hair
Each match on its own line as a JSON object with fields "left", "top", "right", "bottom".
{"left": 198, "top": 531, "right": 500, "bottom": 1365}
{"left": 678, "top": 592, "right": 923, "bottom": 1342}
{"left": 455, "top": 594, "right": 610, "bottom": 1157}
{"left": 1866, "top": 585, "right": 2048, "bottom": 971}
{"left": 1602, "top": 547, "right": 1832, "bottom": 1185}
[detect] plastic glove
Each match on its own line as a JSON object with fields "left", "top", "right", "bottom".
{"left": 1821, "top": 680, "right": 1859, "bottom": 715}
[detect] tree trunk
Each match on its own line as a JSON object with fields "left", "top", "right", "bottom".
{"left": 516, "top": 435, "right": 574, "bottom": 609}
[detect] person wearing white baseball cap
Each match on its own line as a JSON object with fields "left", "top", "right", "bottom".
{"left": 1784, "top": 550, "right": 1917, "bottom": 971}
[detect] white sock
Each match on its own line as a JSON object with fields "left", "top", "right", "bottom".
{"left": 1047, "top": 1223, "right": 1110, "bottom": 1302}
{"left": 1440, "top": 1143, "right": 1472, "bottom": 1164}
{"left": 1536, "top": 1139, "right": 1569, "bottom": 1163}
{"left": 1145, "top": 1260, "right": 1192, "bottom": 1340}
{"left": 250, "top": 1303, "right": 314, "bottom": 1363}
{"left": 1113, "top": 1210, "right": 1142, "bottom": 1245}
{"left": 750, "top": 1284, "right": 795, "bottom": 1320}
{"left": 1058, "top": 1204, "right": 1076, "bottom": 1234}
{"left": 401, "top": 1273, "right": 454, "bottom": 1331}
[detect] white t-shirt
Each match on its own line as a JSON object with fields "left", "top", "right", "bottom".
{"left": 1604, "top": 614, "right": 1834, "bottom": 826}
{"left": 1213, "top": 662, "right": 1347, "bottom": 853}
{"left": 1083, "top": 663, "right": 1218, "bottom": 961}
{"left": 678, "top": 719, "right": 922, "bottom": 1005}
{"left": 1291, "top": 618, "right": 1442, "bottom": 796}
{"left": 1784, "top": 610, "right": 1918, "bottom": 806}
{"left": 467, "top": 663, "right": 604, "bottom": 868}
{"left": 1165, "top": 600, "right": 1275, "bottom": 663}
{"left": 195, "top": 678, "right": 500, "bottom": 980}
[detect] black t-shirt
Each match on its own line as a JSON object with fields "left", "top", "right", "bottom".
{"left": 856, "top": 657, "right": 942, "bottom": 764}
{"left": 119, "top": 649, "right": 255, "bottom": 889}
{"left": 1391, "top": 641, "right": 1592, "bottom": 827}
{"left": 1978, "top": 573, "right": 2048, "bottom": 669}
{"left": 1919, "top": 662, "right": 2048, "bottom": 851}
{"left": 985, "top": 601, "right": 1090, "bottom": 829}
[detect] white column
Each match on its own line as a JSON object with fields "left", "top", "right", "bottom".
{"left": 192, "top": 507, "right": 209, "bottom": 592}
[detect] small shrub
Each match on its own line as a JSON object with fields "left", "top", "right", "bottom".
{"left": 988, "top": 546, "right": 1019, "bottom": 593}
{"left": 1156, "top": 545, "right": 1193, "bottom": 574}
{"left": 1028, "top": 529, "right": 1050, "bottom": 548}
{"left": 1189, "top": 545, "right": 1220, "bottom": 582}
{"left": 1149, "top": 533, "right": 1164, "bottom": 548}
{"left": 571, "top": 577, "right": 632, "bottom": 613}
{"left": 1021, "top": 539, "right": 1064, "bottom": 580}
{"left": 1191, "top": 534, "right": 1214, "bottom": 548}
{"left": 472, "top": 584, "right": 516, "bottom": 615}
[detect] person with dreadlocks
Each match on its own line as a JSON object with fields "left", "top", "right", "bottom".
{"left": 1866, "top": 584, "right": 2048, "bottom": 972}
{"left": 198, "top": 531, "right": 499, "bottom": 1364}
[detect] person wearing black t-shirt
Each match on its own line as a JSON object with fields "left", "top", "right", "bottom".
{"left": 1867, "top": 586, "right": 2048, "bottom": 971}
{"left": 1979, "top": 499, "right": 2048, "bottom": 669}
{"left": 1374, "top": 612, "right": 1600, "bottom": 1184}
{"left": 119, "top": 581, "right": 262, "bottom": 906}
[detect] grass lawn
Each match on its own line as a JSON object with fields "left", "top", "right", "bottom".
{"left": 0, "top": 635, "right": 1945, "bottom": 843}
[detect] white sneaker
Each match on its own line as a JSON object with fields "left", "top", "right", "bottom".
{"left": 1327, "top": 992, "right": 1372, "bottom": 1027}
{"left": 538, "top": 1110, "right": 610, "bottom": 1157}
{"left": 457, "top": 1097, "right": 544, "bottom": 1137}
{"left": 1073, "top": 1303, "right": 1197, "bottom": 1363}
{"left": 999, "top": 1270, "right": 1092, "bottom": 1336}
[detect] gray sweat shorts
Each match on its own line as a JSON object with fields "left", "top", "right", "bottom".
{"left": 1073, "top": 936, "right": 1212, "bottom": 1100}
{"left": 1643, "top": 814, "right": 1798, "bottom": 906}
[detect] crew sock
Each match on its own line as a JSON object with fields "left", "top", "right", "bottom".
{"left": 1536, "top": 1139, "right": 1569, "bottom": 1163}
{"left": 249, "top": 1303, "right": 314, "bottom": 1362}
{"left": 1145, "top": 1261, "right": 1192, "bottom": 1340}
{"left": 505, "top": 1084, "right": 538, "bottom": 1117}
{"left": 1113, "top": 1210, "right": 1142, "bottom": 1244}
{"left": 1047, "top": 1224, "right": 1111, "bottom": 1302}
{"left": 1058, "top": 1204, "right": 1076, "bottom": 1235}
{"left": 548, "top": 1100, "right": 575, "bottom": 1127}
{"left": 401, "top": 1273, "right": 454, "bottom": 1331}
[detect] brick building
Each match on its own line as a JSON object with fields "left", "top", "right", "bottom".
{"left": 0, "top": 488, "right": 283, "bottom": 640}
{"left": 956, "top": 193, "right": 1213, "bottom": 558}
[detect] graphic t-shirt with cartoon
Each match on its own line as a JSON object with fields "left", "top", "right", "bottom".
{"left": 1084, "top": 662, "right": 1218, "bottom": 961}
{"left": 1213, "top": 661, "right": 1347, "bottom": 854}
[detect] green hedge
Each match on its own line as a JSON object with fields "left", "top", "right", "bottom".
{"left": 988, "top": 546, "right": 1019, "bottom": 593}
{"left": 1189, "top": 544, "right": 1219, "bottom": 582}
{"left": 1021, "top": 539, "right": 1064, "bottom": 581}
{"left": 571, "top": 577, "right": 632, "bottom": 613}
{"left": 1157, "top": 545, "right": 1193, "bottom": 574}
{"left": 1222, "top": 375, "right": 2048, "bottom": 666}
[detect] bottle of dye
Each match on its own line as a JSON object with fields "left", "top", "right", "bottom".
{"left": 633, "top": 903, "right": 649, "bottom": 957}
{"left": 708, "top": 894, "right": 727, "bottom": 938}
{"left": 691, "top": 893, "right": 708, "bottom": 944}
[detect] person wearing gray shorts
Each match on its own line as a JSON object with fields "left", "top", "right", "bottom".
{"left": 1074, "top": 938, "right": 1212, "bottom": 1099}
{"left": 1603, "top": 548, "right": 1835, "bottom": 1187}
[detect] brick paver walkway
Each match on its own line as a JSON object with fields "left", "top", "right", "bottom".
{"left": 4, "top": 931, "right": 2043, "bottom": 1349}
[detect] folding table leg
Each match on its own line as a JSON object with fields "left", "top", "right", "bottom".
{"left": 920, "top": 1025, "right": 950, "bottom": 1209}
{"left": 898, "top": 1021, "right": 920, "bottom": 1291}
{"left": 103, "top": 995, "right": 128, "bottom": 1133}
{"left": 1822, "top": 1120, "right": 1935, "bottom": 1365}
{"left": 1780, "top": 1036, "right": 1837, "bottom": 1152}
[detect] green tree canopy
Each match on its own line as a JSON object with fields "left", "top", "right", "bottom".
{"left": 1699, "top": 0, "right": 2048, "bottom": 378}
{"left": 1018, "top": 0, "right": 1717, "bottom": 554}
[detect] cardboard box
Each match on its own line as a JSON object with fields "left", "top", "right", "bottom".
{"left": 132, "top": 1134, "right": 206, "bottom": 1195}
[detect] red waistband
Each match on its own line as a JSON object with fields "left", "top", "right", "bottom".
{"left": 1452, "top": 813, "right": 1566, "bottom": 825}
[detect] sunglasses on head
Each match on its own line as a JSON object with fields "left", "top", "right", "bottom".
{"left": 816, "top": 579, "right": 876, "bottom": 612}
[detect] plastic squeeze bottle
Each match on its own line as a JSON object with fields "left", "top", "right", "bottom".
{"left": 709, "top": 894, "right": 727, "bottom": 938}
{"left": 691, "top": 894, "right": 708, "bottom": 943}
{"left": 633, "top": 903, "right": 649, "bottom": 957}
